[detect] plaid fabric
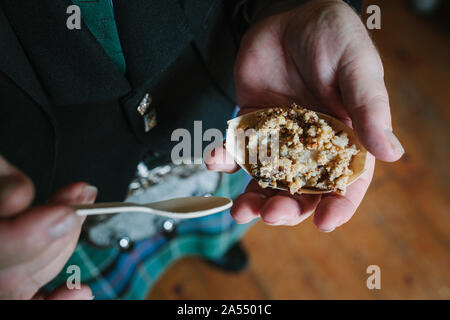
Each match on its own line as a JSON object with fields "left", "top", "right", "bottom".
{"left": 45, "top": 170, "right": 252, "bottom": 299}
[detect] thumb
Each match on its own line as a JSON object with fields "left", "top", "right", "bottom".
{"left": 205, "top": 108, "right": 261, "bottom": 173}
{"left": 0, "top": 183, "right": 96, "bottom": 268}
{"left": 339, "top": 46, "right": 405, "bottom": 162}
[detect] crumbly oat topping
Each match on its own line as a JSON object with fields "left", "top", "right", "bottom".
{"left": 247, "top": 104, "right": 359, "bottom": 195}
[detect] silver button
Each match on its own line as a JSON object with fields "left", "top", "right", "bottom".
{"left": 162, "top": 219, "right": 175, "bottom": 233}
{"left": 137, "top": 93, "right": 151, "bottom": 115}
{"left": 118, "top": 236, "right": 132, "bottom": 250}
{"left": 137, "top": 93, "right": 157, "bottom": 132}
{"left": 143, "top": 109, "right": 157, "bottom": 132}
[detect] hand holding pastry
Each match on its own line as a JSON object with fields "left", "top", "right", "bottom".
{"left": 206, "top": 0, "right": 404, "bottom": 231}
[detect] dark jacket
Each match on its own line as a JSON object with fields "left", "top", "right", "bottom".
{"left": 0, "top": 0, "right": 361, "bottom": 205}
{"left": 0, "top": 0, "right": 243, "bottom": 204}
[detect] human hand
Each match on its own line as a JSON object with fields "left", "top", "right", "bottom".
{"left": 207, "top": 0, "right": 404, "bottom": 231}
{"left": 0, "top": 155, "right": 97, "bottom": 299}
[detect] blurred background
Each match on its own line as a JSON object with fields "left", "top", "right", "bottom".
{"left": 148, "top": 0, "right": 450, "bottom": 299}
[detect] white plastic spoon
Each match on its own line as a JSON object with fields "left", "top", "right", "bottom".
{"left": 73, "top": 196, "right": 233, "bottom": 219}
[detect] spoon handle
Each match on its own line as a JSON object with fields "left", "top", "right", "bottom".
{"left": 74, "top": 202, "right": 144, "bottom": 216}
{"left": 72, "top": 196, "right": 233, "bottom": 219}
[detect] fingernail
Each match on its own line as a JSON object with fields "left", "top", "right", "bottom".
{"left": 319, "top": 227, "right": 335, "bottom": 233}
{"left": 82, "top": 185, "right": 97, "bottom": 203}
{"left": 49, "top": 213, "right": 82, "bottom": 239}
{"left": 385, "top": 130, "right": 405, "bottom": 156}
{"left": 265, "top": 219, "right": 286, "bottom": 226}
{"left": 0, "top": 176, "right": 21, "bottom": 203}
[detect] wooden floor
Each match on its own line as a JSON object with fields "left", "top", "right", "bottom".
{"left": 148, "top": 0, "right": 450, "bottom": 299}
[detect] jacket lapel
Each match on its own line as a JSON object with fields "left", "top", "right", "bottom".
{"left": 0, "top": 0, "right": 131, "bottom": 106}
{"left": 112, "top": 0, "right": 193, "bottom": 90}
{"left": 0, "top": 7, "right": 54, "bottom": 121}
{"left": 0, "top": 0, "right": 194, "bottom": 110}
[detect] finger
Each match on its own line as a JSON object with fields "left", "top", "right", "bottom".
{"left": 259, "top": 193, "right": 321, "bottom": 226}
{"left": 18, "top": 184, "right": 96, "bottom": 295}
{"left": 0, "top": 155, "right": 35, "bottom": 217}
{"left": 313, "top": 154, "right": 375, "bottom": 232}
{"left": 0, "top": 183, "right": 96, "bottom": 298}
{"left": 0, "top": 205, "right": 82, "bottom": 268}
{"left": 339, "top": 44, "right": 404, "bottom": 162}
{"left": 49, "top": 182, "right": 97, "bottom": 205}
{"left": 229, "top": 180, "right": 277, "bottom": 223}
{"left": 205, "top": 145, "right": 240, "bottom": 173}
{"left": 279, "top": 192, "right": 321, "bottom": 225}
{"left": 0, "top": 183, "right": 96, "bottom": 267}
{"left": 21, "top": 231, "right": 83, "bottom": 299}
{"left": 230, "top": 192, "right": 266, "bottom": 224}
{"left": 31, "top": 183, "right": 97, "bottom": 277}
{"left": 45, "top": 284, "right": 94, "bottom": 300}
{"left": 24, "top": 226, "right": 83, "bottom": 291}
{"left": 0, "top": 220, "right": 84, "bottom": 300}
{"left": 205, "top": 106, "right": 280, "bottom": 174}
